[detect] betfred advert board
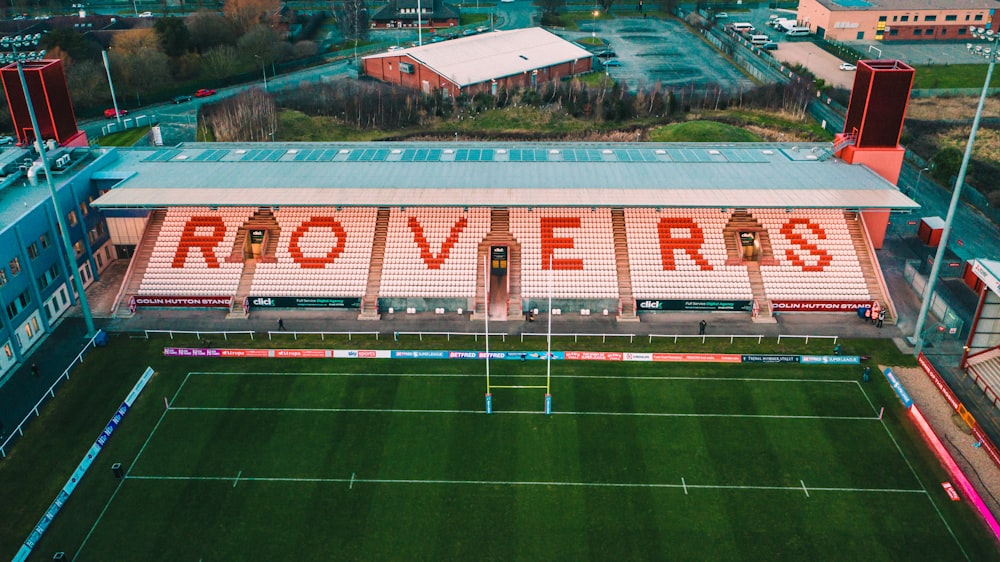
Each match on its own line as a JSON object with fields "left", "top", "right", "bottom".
{"left": 248, "top": 296, "right": 361, "bottom": 309}
{"left": 636, "top": 299, "right": 752, "bottom": 312}
{"left": 131, "top": 296, "right": 231, "bottom": 308}
{"left": 770, "top": 300, "right": 872, "bottom": 313}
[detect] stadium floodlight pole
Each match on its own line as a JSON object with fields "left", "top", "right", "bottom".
{"left": 546, "top": 254, "right": 552, "bottom": 394}
{"left": 101, "top": 51, "right": 123, "bottom": 126}
{"left": 484, "top": 254, "right": 491, "bottom": 411}
{"left": 417, "top": 0, "right": 422, "bottom": 46}
{"left": 2, "top": 36, "right": 96, "bottom": 338}
{"left": 911, "top": 27, "right": 998, "bottom": 357}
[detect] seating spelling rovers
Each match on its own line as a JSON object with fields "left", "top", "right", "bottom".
{"left": 509, "top": 208, "right": 618, "bottom": 299}
{"left": 625, "top": 208, "right": 753, "bottom": 300}
{"left": 140, "top": 207, "right": 255, "bottom": 296}
{"left": 250, "top": 207, "right": 377, "bottom": 298}
{"left": 753, "top": 209, "right": 870, "bottom": 300}
{"left": 379, "top": 207, "right": 490, "bottom": 298}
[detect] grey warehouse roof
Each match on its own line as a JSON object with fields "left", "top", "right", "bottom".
{"left": 362, "top": 27, "right": 594, "bottom": 87}
{"left": 90, "top": 141, "right": 919, "bottom": 211}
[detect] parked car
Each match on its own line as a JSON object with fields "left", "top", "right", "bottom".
{"left": 715, "top": 12, "right": 728, "bottom": 18}
{"left": 476, "top": 25, "right": 488, "bottom": 32}
{"left": 172, "top": 94, "right": 193, "bottom": 104}
{"left": 103, "top": 108, "right": 127, "bottom": 119}
{"left": 195, "top": 88, "right": 217, "bottom": 97}
{"left": 596, "top": 50, "right": 617, "bottom": 58}
{"left": 762, "top": 42, "right": 778, "bottom": 51}
{"left": 462, "top": 29, "right": 476, "bottom": 36}
{"left": 603, "top": 59, "right": 623, "bottom": 67}
{"left": 138, "top": 11, "right": 152, "bottom": 17}
{"left": 388, "top": 45, "right": 403, "bottom": 51}
{"left": 0, "top": 135, "right": 14, "bottom": 145}
{"left": 839, "top": 62, "right": 857, "bottom": 71}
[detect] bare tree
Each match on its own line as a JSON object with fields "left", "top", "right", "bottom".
{"left": 201, "top": 45, "right": 241, "bottom": 80}
{"left": 223, "top": 0, "right": 281, "bottom": 34}
{"left": 186, "top": 11, "right": 238, "bottom": 53}
{"left": 203, "top": 88, "right": 278, "bottom": 142}
{"left": 65, "top": 59, "right": 109, "bottom": 108}
{"left": 333, "top": 0, "right": 369, "bottom": 43}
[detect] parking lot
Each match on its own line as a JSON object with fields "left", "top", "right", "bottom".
{"left": 567, "top": 18, "right": 754, "bottom": 91}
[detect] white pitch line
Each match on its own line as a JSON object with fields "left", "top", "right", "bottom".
{"left": 234, "top": 470, "right": 242, "bottom": 488}
{"left": 681, "top": 477, "right": 688, "bottom": 495}
{"left": 801, "top": 480, "right": 809, "bottom": 498}
{"left": 166, "top": 405, "right": 875, "bottom": 421}
{"left": 124, "top": 474, "right": 925, "bottom": 495}
{"left": 349, "top": 472, "right": 355, "bottom": 490}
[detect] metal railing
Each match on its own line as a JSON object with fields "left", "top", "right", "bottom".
{"left": 649, "top": 334, "right": 838, "bottom": 345}
{"left": 143, "top": 330, "right": 255, "bottom": 340}
{"left": 1, "top": 331, "right": 103, "bottom": 459}
{"left": 521, "top": 333, "right": 636, "bottom": 343}
{"left": 394, "top": 331, "right": 508, "bottom": 342}
{"left": 268, "top": 331, "right": 380, "bottom": 340}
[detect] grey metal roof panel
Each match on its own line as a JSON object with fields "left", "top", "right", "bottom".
{"left": 90, "top": 141, "right": 919, "bottom": 210}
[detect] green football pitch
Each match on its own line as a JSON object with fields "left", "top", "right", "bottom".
{"left": 7, "top": 337, "right": 1000, "bottom": 561}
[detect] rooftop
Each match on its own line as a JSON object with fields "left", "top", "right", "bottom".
{"left": 362, "top": 27, "right": 594, "bottom": 87}
{"left": 814, "top": 0, "right": 997, "bottom": 11}
{"left": 90, "top": 141, "right": 919, "bottom": 211}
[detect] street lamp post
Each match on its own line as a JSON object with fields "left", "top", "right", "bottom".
{"left": 911, "top": 26, "right": 998, "bottom": 356}
{"left": 592, "top": 9, "right": 599, "bottom": 39}
{"left": 1, "top": 35, "right": 96, "bottom": 337}
{"left": 914, "top": 166, "right": 931, "bottom": 199}
{"left": 254, "top": 55, "right": 267, "bottom": 91}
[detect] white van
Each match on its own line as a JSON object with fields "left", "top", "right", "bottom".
{"left": 786, "top": 27, "right": 812, "bottom": 36}
{"left": 731, "top": 22, "right": 755, "bottom": 33}
{"left": 750, "top": 34, "right": 770, "bottom": 45}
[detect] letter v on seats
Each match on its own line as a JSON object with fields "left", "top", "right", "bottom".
{"left": 408, "top": 216, "right": 468, "bottom": 270}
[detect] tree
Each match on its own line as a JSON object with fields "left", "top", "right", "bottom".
{"left": 202, "top": 88, "right": 277, "bottom": 142}
{"left": 201, "top": 45, "right": 240, "bottom": 80}
{"left": 538, "top": 0, "right": 564, "bottom": 16}
{"left": 65, "top": 59, "right": 109, "bottom": 107}
{"left": 598, "top": 0, "right": 614, "bottom": 14}
{"left": 109, "top": 29, "right": 172, "bottom": 105}
{"left": 155, "top": 17, "right": 192, "bottom": 57}
{"left": 237, "top": 24, "right": 279, "bottom": 64}
{"left": 333, "top": 0, "right": 369, "bottom": 43}
{"left": 186, "top": 11, "right": 238, "bottom": 53}
{"left": 223, "top": 0, "right": 280, "bottom": 34}
{"left": 40, "top": 28, "right": 102, "bottom": 64}
{"left": 931, "top": 147, "right": 963, "bottom": 187}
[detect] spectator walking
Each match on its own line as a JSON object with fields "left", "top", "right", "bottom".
{"left": 277, "top": 318, "right": 286, "bottom": 331}
{"left": 699, "top": 319, "right": 707, "bottom": 335}
{"left": 877, "top": 308, "right": 885, "bottom": 328}
{"left": 30, "top": 363, "right": 39, "bottom": 377}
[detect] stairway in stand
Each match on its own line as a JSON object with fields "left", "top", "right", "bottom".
{"left": 611, "top": 208, "right": 638, "bottom": 321}
{"left": 113, "top": 209, "right": 166, "bottom": 317}
{"left": 228, "top": 208, "right": 278, "bottom": 264}
{"left": 473, "top": 208, "right": 521, "bottom": 320}
{"left": 845, "top": 211, "right": 892, "bottom": 323}
{"left": 359, "top": 207, "right": 390, "bottom": 320}
{"left": 723, "top": 210, "right": 774, "bottom": 322}
{"left": 227, "top": 259, "right": 257, "bottom": 318}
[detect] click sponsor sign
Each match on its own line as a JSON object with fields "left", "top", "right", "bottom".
{"left": 771, "top": 300, "right": 872, "bottom": 312}
{"left": 132, "top": 296, "right": 231, "bottom": 308}
{"left": 636, "top": 299, "right": 752, "bottom": 312}
{"left": 248, "top": 296, "right": 361, "bottom": 309}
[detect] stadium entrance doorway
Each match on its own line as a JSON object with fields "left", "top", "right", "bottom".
{"left": 740, "top": 231, "right": 760, "bottom": 260}
{"left": 488, "top": 245, "right": 508, "bottom": 321}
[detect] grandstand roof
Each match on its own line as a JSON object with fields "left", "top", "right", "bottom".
{"left": 361, "top": 28, "right": 594, "bottom": 87}
{"left": 90, "top": 142, "right": 919, "bottom": 211}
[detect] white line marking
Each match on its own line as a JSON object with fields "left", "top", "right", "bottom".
{"left": 124, "top": 474, "right": 925, "bottom": 495}
{"left": 801, "top": 480, "right": 809, "bottom": 498}
{"left": 166, "top": 406, "right": 875, "bottom": 420}
{"left": 349, "top": 472, "right": 355, "bottom": 490}
{"left": 682, "top": 477, "right": 687, "bottom": 495}
{"left": 234, "top": 470, "right": 242, "bottom": 488}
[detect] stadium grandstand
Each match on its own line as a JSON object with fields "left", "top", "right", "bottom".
{"left": 89, "top": 140, "right": 918, "bottom": 323}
